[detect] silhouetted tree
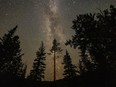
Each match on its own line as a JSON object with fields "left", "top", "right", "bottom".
{"left": 28, "top": 42, "right": 46, "bottom": 81}
{"left": 66, "top": 5, "right": 116, "bottom": 86}
{"left": 50, "top": 39, "right": 62, "bottom": 81}
{"left": 66, "top": 12, "right": 97, "bottom": 72}
{"left": 77, "top": 60, "right": 85, "bottom": 75}
{"left": 0, "top": 26, "right": 24, "bottom": 79}
{"left": 63, "top": 50, "right": 77, "bottom": 80}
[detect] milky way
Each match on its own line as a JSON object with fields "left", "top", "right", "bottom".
{"left": 43, "top": 0, "right": 65, "bottom": 80}
{"left": 43, "top": 0, "right": 65, "bottom": 46}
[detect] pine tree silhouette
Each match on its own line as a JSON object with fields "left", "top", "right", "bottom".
{"left": 50, "top": 39, "right": 62, "bottom": 81}
{"left": 28, "top": 42, "right": 46, "bottom": 81}
{"left": 63, "top": 50, "right": 77, "bottom": 80}
{"left": 0, "top": 26, "right": 24, "bottom": 80}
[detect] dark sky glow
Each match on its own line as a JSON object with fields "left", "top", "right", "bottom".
{"left": 0, "top": 0, "right": 115, "bottom": 81}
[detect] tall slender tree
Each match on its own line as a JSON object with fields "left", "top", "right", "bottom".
{"left": 50, "top": 39, "right": 62, "bottom": 81}
{"left": 0, "top": 26, "right": 24, "bottom": 78}
{"left": 63, "top": 50, "right": 77, "bottom": 79}
{"left": 28, "top": 42, "right": 46, "bottom": 81}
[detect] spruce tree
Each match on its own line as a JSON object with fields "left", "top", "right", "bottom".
{"left": 0, "top": 26, "right": 24, "bottom": 78}
{"left": 63, "top": 50, "right": 77, "bottom": 80}
{"left": 28, "top": 42, "right": 46, "bottom": 81}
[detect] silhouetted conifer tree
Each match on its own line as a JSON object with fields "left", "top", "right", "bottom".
{"left": 28, "top": 42, "right": 46, "bottom": 81}
{"left": 0, "top": 26, "right": 24, "bottom": 79}
{"left": 50, "top": 39, "right": 62, "bottom": 81}
{"left": 78, "top": 60, "right": 85, "bottom": 75}
{"left": 63, "top": 50, "right": 77, "bottom": 79}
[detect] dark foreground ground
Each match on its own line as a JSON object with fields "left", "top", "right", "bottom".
{"left": 1, "top": 78, "right": 116, "bottom": 87}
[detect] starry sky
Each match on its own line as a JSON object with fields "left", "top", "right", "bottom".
{"left": 0, "top": 0, "right": 115, "bottom": 81}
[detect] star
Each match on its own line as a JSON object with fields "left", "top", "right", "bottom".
{"left": 73, "top": 1, "right": 76, "bottom": 4}
{"left": 5, "top": 13, "right": 8, "bottom": 16}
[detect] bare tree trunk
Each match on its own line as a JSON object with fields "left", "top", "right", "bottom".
{"left": 54, "top": 51, "right": 56, "bottom": 81}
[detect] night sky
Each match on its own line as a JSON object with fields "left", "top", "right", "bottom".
{"left": 0, "top": 0, "right": 115, "bottom": 81}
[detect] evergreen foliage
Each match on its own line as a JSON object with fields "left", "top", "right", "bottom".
{"left": 0, "top": 26, "right": 25, "bottom": 79}
{"left": 50, "top": 39, "right": 62, "bottom": 81}
{"left": 63, "top": 50, "right": 77, "bottom": 79}
{"left": 28, "top": 42, "right": 46, "bottom": 81}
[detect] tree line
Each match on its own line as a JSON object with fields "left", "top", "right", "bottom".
{"left": 0, "top": 5, "right": 116, "bottom": 87}
{"left": 0, "top": 26, "right": 78, "bottom": 82}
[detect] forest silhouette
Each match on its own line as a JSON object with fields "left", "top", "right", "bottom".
{"left": 0, "top": 5, "right": 116, "bottom": 87}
